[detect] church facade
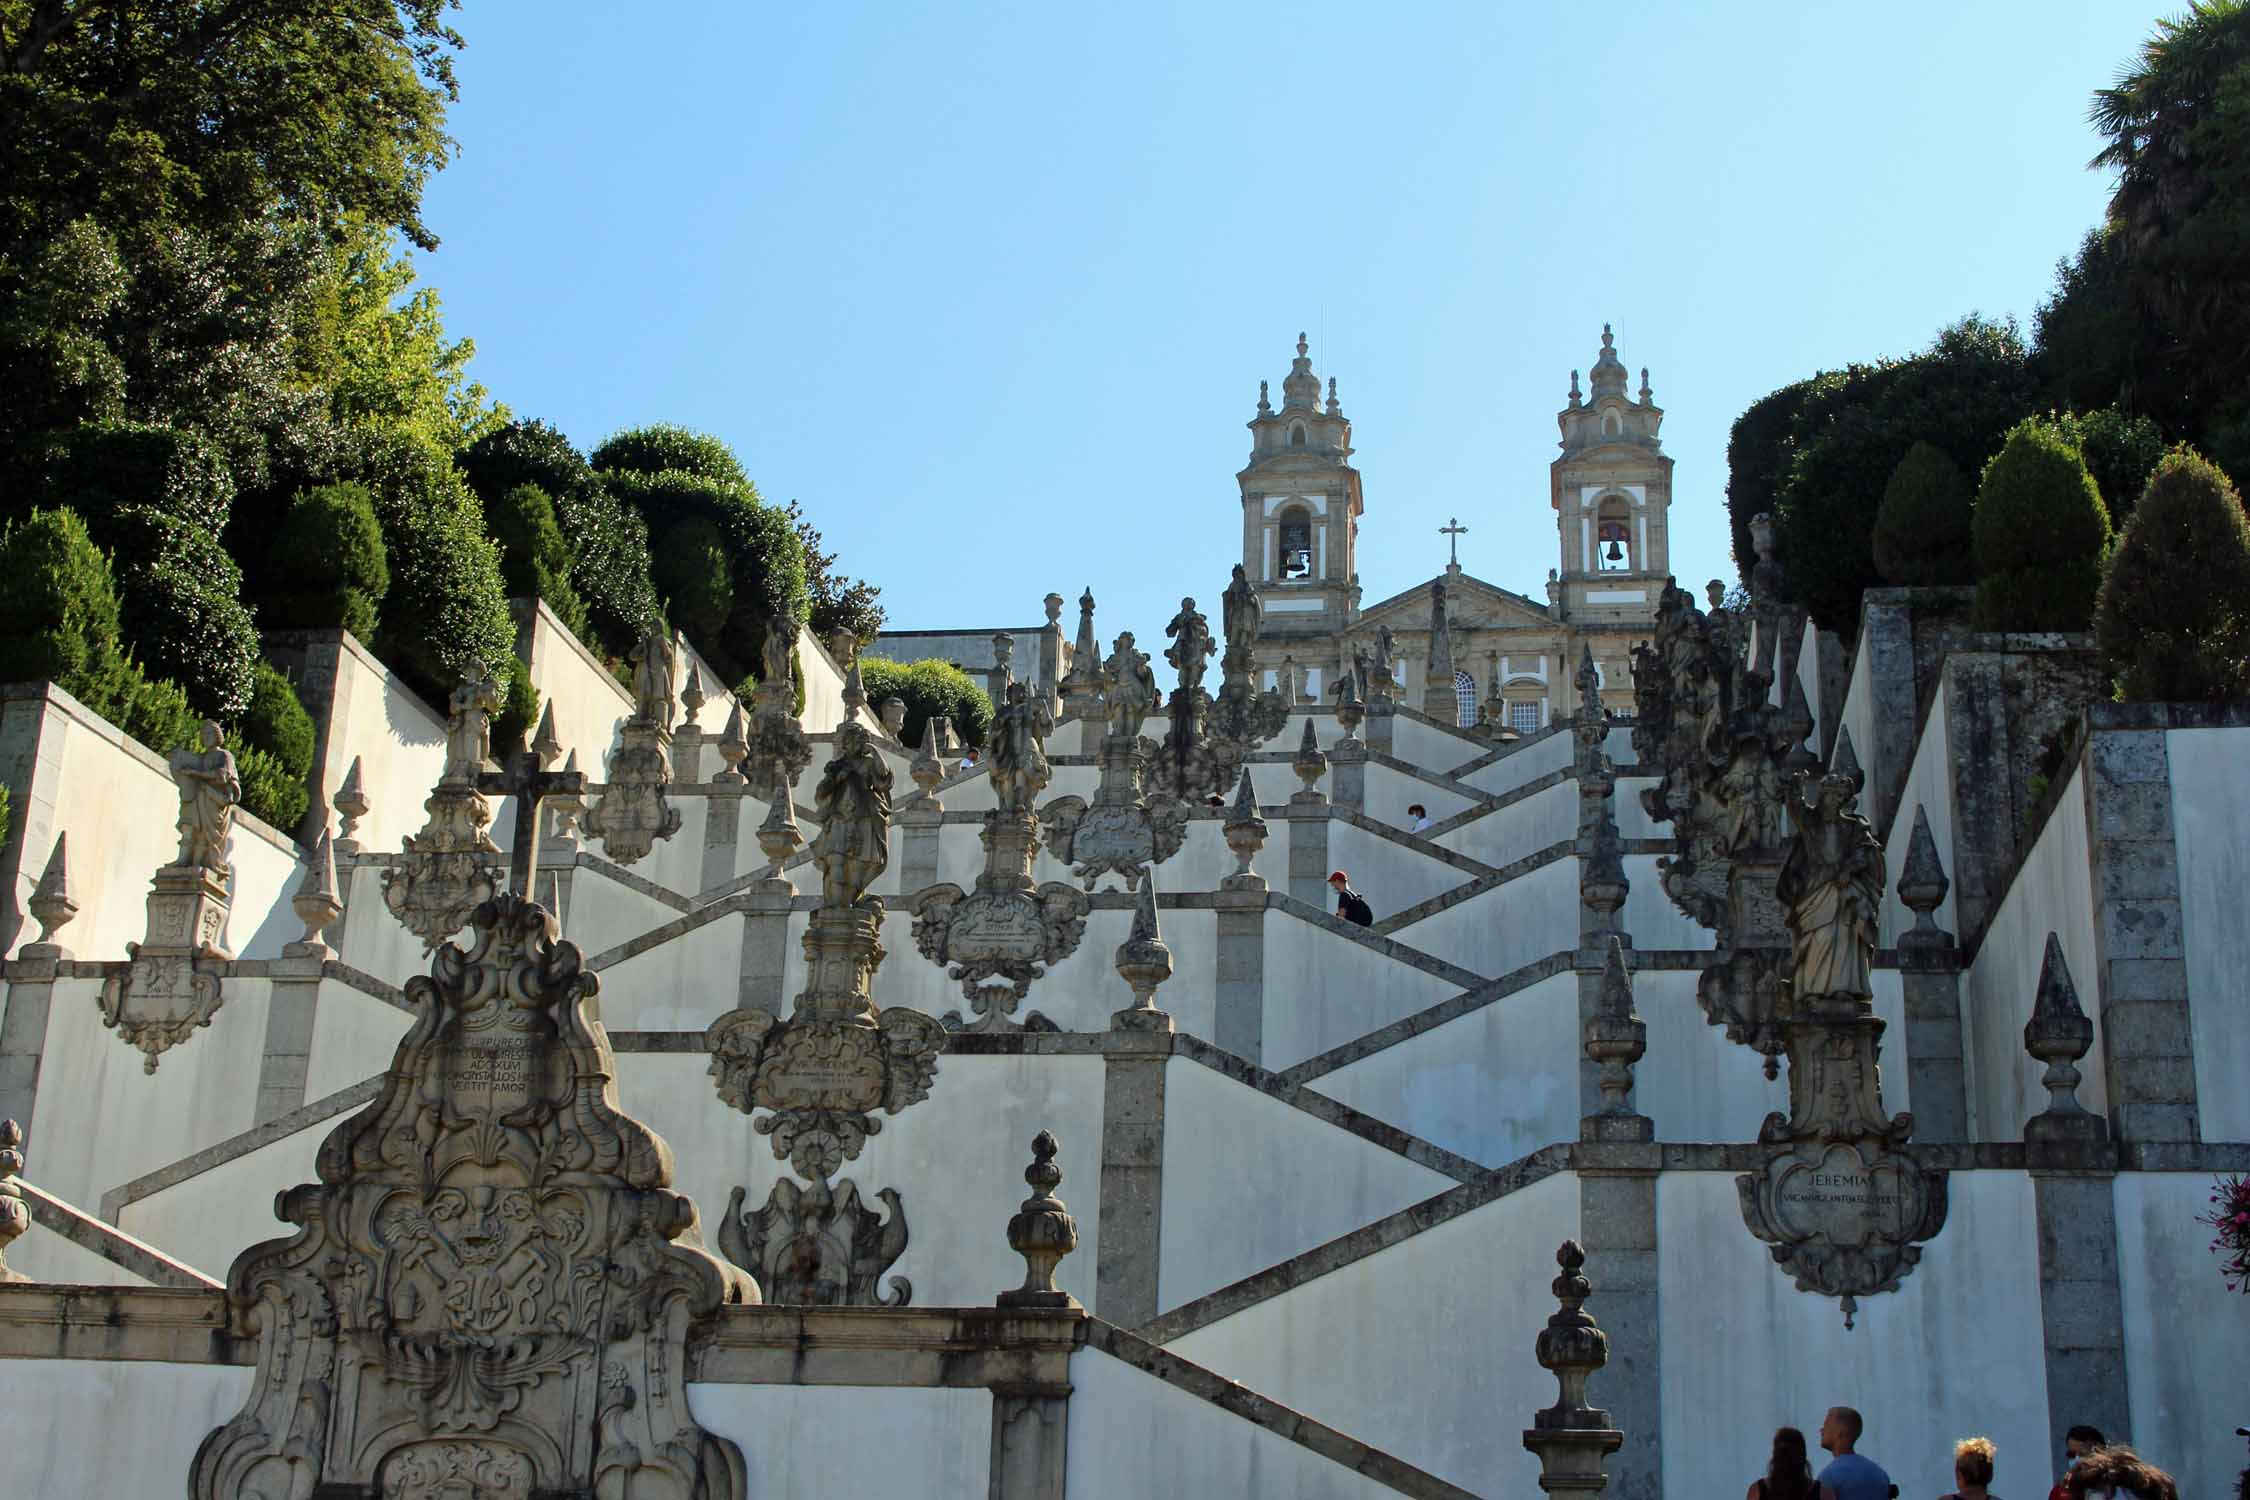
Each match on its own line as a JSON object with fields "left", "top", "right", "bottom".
{"left": 1238, "top": 327, "right": 1673, "bottom": 734}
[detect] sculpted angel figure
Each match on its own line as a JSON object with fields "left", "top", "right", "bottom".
{"left": 1103, "top": 631, "right": 1158, "bottom": 740}
{"left": 443, "top": 660, "right": 503, "bottom": 782}
{"left": 630, "top": 627, "right": 677, "bottom": 729}
{"left": 1777, "top": 767, "right": 1883, "bottom": 1004}
{"left": 1163, "top": 596, "right": 1214, "bottom": 698}
{"left": 171, "top": 720, "right": 241, "bottom": 872}
{"left": 1221, "top": 564, "right": 1262, "bottom": 659}
{"left": 988, "top": 681, "right": 1054, "bottom": 812}
{"left": 809, "top": 721, "right": 892, "bottom": 907}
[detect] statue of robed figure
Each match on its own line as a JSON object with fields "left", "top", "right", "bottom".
{"left": 1776, "top": 766, "right": 1883, "bottom": 1004}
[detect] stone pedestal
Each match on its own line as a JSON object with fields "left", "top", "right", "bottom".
{"left": 989, "top": 1392, "right": 1071, "bottom": 1500}
{"left": 1213, "top": 887, "right": 1265, "bottom": 1064}
{"left": 736, "top": 886, "right": 796, "bottom": 1013}
{"left": 898, "top": 799, "right": 944, "bottom": 895}
{"left": 1329, "top": 738, "right": 1367, "bottom": 813}
{"left": 2031, "top": 1170, "right": 2131, "bottom": 1454}
{"left": 701, "top": 783, "right": 745, "bottom": 895}
{"left": 101, "top": 864, "right": 231, "bottom": 1072}
{"left": 147, "top": 863, "right": 232, "bottom": 958}
{"left": 1363, "top": 699, "right": 1396, "bottom": 756}
{"left": 0, "top": 944, "right": 66, "bottom": 1156}
{"left": 1287, "top": 805, "right": 1332, "bottom": 909}
{"left": 1096, "top": 1029, "right": 1169, "bottom": 1326}
{"left": 255, "top": 951, "right": 323, "bottom": 1125}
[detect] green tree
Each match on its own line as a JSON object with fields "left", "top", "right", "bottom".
{"left": 651, "top": 513, "right": 733, "bottom": 646}
{"left": 351, "top": 435, "right": 516, "bottom": 703}
{"left": 1871, "top": 442, "right": 1976, "bottom": 586}
{"left": 2049, "top": 406, "right": 2168, "bottom": 523}
{"left": 2032, "top": 225, "right": 2183, "bottom": 427}
{"left": 1724, "top": 378, "right": 1816, "bottom": 587}
{"left": 856, "top": 657, "right": 993, "bottom": 751}
{"left": 1766, "top": 316, "right": 2039, "bottom": 633}
{"left": 1972, "top": 419, "right": 2113, "bottom": 631}
{"left": 263, "top": 481, "right": 390, "bottom": 638}
{"left": 232, "top": 661, "right": 315, "bottom": 830}
{"left": 786, "top": 499, "right": 886, "bottom": 647}
{"left": 2096, "top": 448, "right": 2250, "bottom": 701}
{"left": 590, "top": 424, "right": 749, "bottom": 489}
{"left": 488, "top": 482, "right": 587, "bottom": 639}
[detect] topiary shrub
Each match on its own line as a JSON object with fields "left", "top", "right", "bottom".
{"left": 1871, "top": 442, "right": 1976, "bottom": 585}
{"left": 492, "top": 654, "right": 539, "bottom": 759}
{"left": 856, "top": 656, "right": 993, "bottom": 750}
{"left": 458, "top": 419, "right": 660, "bottom": 661}
{"left": 239, "top": 661, "right": 315, "bottom": 780}
{"left": 652, "top": 514, "right": 733, "bottom": 645}
{"left": 2049, "top": 406, "right": 2167, "bottom": 525}
{"left": 601, "top": 466, "right": 807, "bottom": 684}
{"left": 488, "top": 483, "right": 588, "bottom": 640}
{"left": 123, "top": 512, "right": 260, "bottom": 721}
{"left": 2096, "top": 449, "right": 2250, "bottom": 701}
{"left": 264, "top": 482, "right": 390, "bottom": 639}
{"left": 1973, "top": 418, "right": 2113, "bottom": 632}
{"left": 229, "top": 739, "right": 307, "bottom": 832}
{"left": 590, "top": 423, "right": 750, "bottom": 489}
{"left": 351, "top": 435, "right": 518, "bottom": 706}
{"left": 0, "top": 507, "right": 199, "bottom": 752}
{"left": 31, "top": 422, "right": 235, "bottom": 539}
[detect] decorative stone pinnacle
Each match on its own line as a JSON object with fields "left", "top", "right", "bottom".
{"left": 1044, "top": 591, "right": 1064, "bottom": 627}
{"left": 1112, "top": 872, "right": 1175, "bottom": 1030}
{"left": 756, "top": 790, "right": 804, "bottom": 881}
{"left": 1292, "top": 716, "right": 1329, "bottom": 800}
{"left": 1257, "top": 379, "right": 1271, "bottom": 415}
{"left": 1639, "top": 367, "right": 1652, "bottom": 403}
{"left": 27, "top": 834, "right": 77, "bottom": 947}
{"left": 1896, "top": 804, "right": 1951, "bottom": 942}
{"left": 332, "top": 755, "right": 369, "bottom": 846}
{"left": 1221, "top": 767, "right": 1268, "bottom": 887}
{"left": 911, "top": 716, "right": 946, "bottom": 795}
{"left": 1584, "top": 938, "right": 1648, "bottom": 1137}
{"left": 2025, "top": 933, "right": 2102, "bottom": 1142}
{"left": 841, "top": 654, "right": 869, "bottom": 724}
{"left": 999, "top": 1130, "right": 1079, "bottom": 1308}
{"left": 1830, "top": 724, "right": 1865, "bottom": 795}
{"left": 1522, "top": 1240, "right": 1621, "bottom": 1496}
{"left": 0, "top": 1117, "right": 26, "bottom": 1282}
{"left": 1335, "top": 669, "right": 1365, "bottom": 739}
{"left": 1579, "top": 801, "right": 1628, "bottom": 927}
{"left": 681, "top": 661, "right": 706, "bottom": 728}
{"left": 289, "top": 832, "right": 344, "bottom": 954}
{"left": 531, "top": 700, "right": 562, "bottom": 771}
{"left": 1576, "top": 644, "right": 1602, "bottom": 719}
{"left": 1326, "top": 375, "right": 1342, "bottom": 417}
{"left": 717, "top": 703, "right": 750, "bottom": 784}
{"left": 549, "top": 749, "right": 586, "bottom": 837}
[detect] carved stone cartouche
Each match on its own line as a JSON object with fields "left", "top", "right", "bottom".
{"left": 720, "top": 1176, "right": 910, "bottom": 1307}
{"left": 192, "top": 894, "right": 753, "bottom": 1500}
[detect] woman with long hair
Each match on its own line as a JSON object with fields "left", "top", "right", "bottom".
{"left": 1751, "top": 1427, "right": 1821, "bottom": 1500}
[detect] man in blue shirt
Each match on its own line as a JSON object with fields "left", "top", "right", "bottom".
{"left": 1818, "top": 1407, "right": 1895, "bottom": 1500}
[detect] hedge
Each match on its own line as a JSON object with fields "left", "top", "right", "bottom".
{"left": 2096, "top": 449, "right": 2250, "bottom": 702}
{"left": 856, "top": 656, "right": 992, "bottom": 751}
{"left": 264, "top": 482, "right": 390, "bottom": 639}
{"left": 652, "top": 514, "right": 732, "bottom": 645}
{"left": 350, "top": 435, "right": 518, "bottom": 706}
{"left": 1972, "top": 418, "right": 2112, "bottom": 632}
{"left": 591, "top": 423, "right": 750, "bottom": 489}
{"left": 489, "top": 482, "right": 588, "bottom": 641}
{"left": 601, "top": 466, "right": 806, "bottom": 686}
{"left": 1871, "top": 442, "right": 1975, "bottom": 586}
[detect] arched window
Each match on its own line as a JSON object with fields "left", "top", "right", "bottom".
{"left": 1277, "top": 506, "right": 1313, "bottom": 579}
{"left": 1602, "top": 411, "right": 1621, "bottom": 437}
{"left": 1596, "top": 497, "right": 1633, "bottom": 571}
{"left": 1289, "top": 423, "right": 1307, "bottom": 447}
{"left": 1454, "top": 670, "right": 1478, "bottom": 728}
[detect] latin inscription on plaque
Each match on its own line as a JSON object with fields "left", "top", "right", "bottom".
{"left": 454, "top": 1041, "right": 534, "bottom": 1101}
{"left": 1773, "top": 1145, "right": 1916, "bottom": 1245}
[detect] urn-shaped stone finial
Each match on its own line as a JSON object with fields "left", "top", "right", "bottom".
{"left": 756, "top": 790, "right": 804, "bottom": 881}
{"left": 1579, "top": 801, "right": 1629, "bottom": 935}
{"left": 2024, "top": 933, "right": 2103, "bottom": 1144}
{"left": 1895, "top": 804, "right": 1951, "bottom": 943}
{"left": 840, "top": 653, "right": 869, "bottom": 724}
{"left": 680, "top": 660, "right": 706, "bottom": 728}
{"left": 1112, "top": 872, "right": 1175, "bottom": 1031}
{"left": 0, "top": 1118, "right": 26, "bottom": 1282}
{"left": 27, "top": 834, "right": 78, "bottom": 949}
{"left": 332, "top": 755, "right": 370, "bottom": 849}
{"left": 1291, "top": 716, "right": 1329, "bottom": 802}
{"left": 1780, "top": 671, "right": 1817, "bottom": 776}
{"left": 549, "top": 749, "right": 586, "bottom": 837}
{"left": 289, "top": 833, "right": 345, "bottom": 955}
{"left": 999, "top": 1130, "right": 1079, "bottom": 1308}
{"left": 1221, "top": 767, "right": 1268, "bottom": 889}
{"left": 1522, "top": 1240, "right": 1622, "bottom": 1497}
{"left": 1335, "top": 670, "right": 1365, "bottom": 739}
{"left": 911, "top": 716, "right": 946, "bottom": 796}
{"left": 717, "top": 703, "right": 750, "bottom": 785}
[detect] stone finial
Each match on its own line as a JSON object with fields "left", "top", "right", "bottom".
{"left": 717, "top": 703, "right": 750, "bottom": 785}
{"left": 1112, "top": 872, "right": 1175, "bottom": 1031}
{"left": 756, "top": 783, "right": 804, "bottom": 880}
{"left": 999, "top": 1130, "right": 1079, "bottom": 1309}
{"left": 27, "top": 834, "right": 78, "bottom": 948}
{"left": 1335, "top": 668, "right": 1365, "bottom": 739}
{"left": 332, "top": 755, "right": 369, "bottom": 848}
{"left": 880, "top": 695, "right": 908, "bottom": 739}
{"left": 2024, "top": 933, "right": 2103, "bottom": 1143}
{"left": 828, "top": 626, "right": 860, "bottom": 668}
{"left": 0, "top": 1118, "right": 26, "bottom": 1282}
{"left": 1895, "top": 804, "right": 1950, "bottom": 942}
{"left": 680, "top": 660, "right": 706, "bottom": 728}
{"left": 1639, "top": 367, "right": 1652, "bottom": 404}
{"left": 1326, "top": 376, "right": 1342, "bottom": 418}
{"left": 1221, "top": 767, "right": 1268, "bottom": 888}
{"left": 1830, "top": 724, "right": 1865, "bottom": 796}
{"left": 1568, "top": 369, "right": 1582, "bottom": 406}
{"left": 1580, "top": 801, "right": 1628, "bottom": 931}
{"left": 549, "top": 749, "right": 586, "bottom": 837}
{"left": 911, "top": 715, "right": 945, "bottom": 795}
{"left": 841, "top": 653, "right": 870, "bottom": 724}
{"left": 1522, "top": 1240, "right": 1622, "bottom": 1497}
{"left": 1257, "top": 379, "right": 1271, "bottom": 415}
{"left": 1292, "top": 716, "right": 1329, "bottom": 801}
{"left": 1576, "top": 644, "right": 1602, "bottom": 719}
{"left": 530, "top": 700, "right": 562, "bottom": 771}
{"left": 1043, "top": 592, "right": 1064, "bottom": 627}
{"left": 1780, "top": 670, "right": 1816, "bottom": 775}
{"left": 289, "top": 833, "right": 344, "bottom": 956}
{"left": 1584, "top": 938, "right": 1649, "bottom": 1139}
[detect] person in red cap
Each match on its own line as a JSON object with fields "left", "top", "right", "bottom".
{"left": 1328, "top": 870, "right": 1374, "bottom": 927}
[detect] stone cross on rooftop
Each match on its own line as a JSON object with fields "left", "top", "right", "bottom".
{"left": 475, "top": 730, "right": 585, "bottom": 902}
{"left": 1441, "top": 517, "right": 1468, "bottom": 568}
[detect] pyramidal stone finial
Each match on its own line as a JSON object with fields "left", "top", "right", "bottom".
{"left": 681, "top": 660, "right": 706, "bottom": 728}
{"left": 1576, "top": 644, "right": 1602, "bottom": 718}
{"left": 531, "top": 700, "right": 562, "bottom": 770}
{"left": 717, "top": 703, "right": 749, "bottom": 785}
{"left": 1112, "top": 871, "right": 1174, "bottom": 1031}
{"left": 550, "top": 748, "right": 586, "bottom": 838}
{"left": 1221, "top": 766, "right": 1267, "bottom": 888}
{"left": 1583, "top": 937, "right": 1649, "bottom": 1138}
{"left": 27, "top": 834, "right": 78, "bottom": 948}
{"left": 911, "top": 715, "right": 945, "bottom": 796}
{"left": 332, "top": 756, "right": 369, "bottom": 845}
{"left": 1896, "top": 804, "right": 1951, "bottom": 943}
{"left": 1830, "top": 725, "right": 1865, "bottom": 795}
{"left": 1000, "top": 1131, "right": 1079, "bottom": 1309}
{"left": 1291, "top": 715, "right": 1329, "bottom": 801}
{"left": 289, "top": 832, "right": 345, "bottom": 956}
{"left": 2025, "top": 933, "right": 2103, "bottom": 1144}
{"left": 841, "top": 654, "right": 869, "bottom": 723}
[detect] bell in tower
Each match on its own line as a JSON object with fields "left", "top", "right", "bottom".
{"left": 1236, "top": 334, "right": 1365, "bottom": 668}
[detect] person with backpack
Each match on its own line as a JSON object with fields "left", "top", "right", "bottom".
{"left": 1328, "top": 870, "right": 1374, "bottom": 927}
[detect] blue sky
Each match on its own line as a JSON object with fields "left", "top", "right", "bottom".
{"left": 419, "top": 1, "right": 2155, "bottom": 642}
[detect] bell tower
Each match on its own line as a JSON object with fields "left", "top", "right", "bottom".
{"left": 1550, "top": 324, "right": 1672, "bottom": 625}
{"left": 1239, "top": 334, "right": 1363, "bottom": 643}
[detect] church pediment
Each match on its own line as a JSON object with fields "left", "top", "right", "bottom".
{"left": 1356, "top": 572, "right": 1552, "bottom": 632}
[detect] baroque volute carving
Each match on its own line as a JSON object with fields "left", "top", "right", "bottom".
{"left": 0, "top": 1118, "right": 27, "bottom": 1283}
{"left": 191, "top": 894, "right": 754, "bottom": 1500}
{"left": 719, "top": 1176, "right": 911, "bottom": 1307}
{"left": 708, "top": 723, "right": 946, "bottom": 1181}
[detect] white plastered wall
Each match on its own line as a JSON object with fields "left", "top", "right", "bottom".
{"left": 1464, "top": 727, "right": 1573, "bottom": 797}
{"left": 304, "top": 633, "right": 447, "bottom": 855}
{"left": 1436, "top": 779, "right": 1574, "bottom": 868}
{"left": 691, "top": 1385, "right": 991, "bottom": 1495}
{"left": 1395, "top": 857, "right": 1576, "bottom": 979}
{"left": 1882, "top": 687, "right": 1957, "bottom": 943}
{"left": 119, "top": 1108, "right": 329, "bottom": 1279}
{"left": 2114, "top": 1172, "right": 2250, "bottom": 1500}
{"left": 1260, "top": 912, "right": 1459, "bottom": 1070}
{"left": 302, "top": 978, "right": 412, "bottom": 1102}
{"left": 12, "top": 1361, "right": 249, "bottom": 1496}
{"left": 1157, "top": 1055, "right": 1454, "bottom": 1310}
{"left": 1169, "top": 1169, "right": 1578, "bottom": 1497}
{"left": 2166, "top": 726, "right": 2250, "bottom": 1140}
{"left": 1659, "top": 1170, "right": 2047, "bottom": 1500}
